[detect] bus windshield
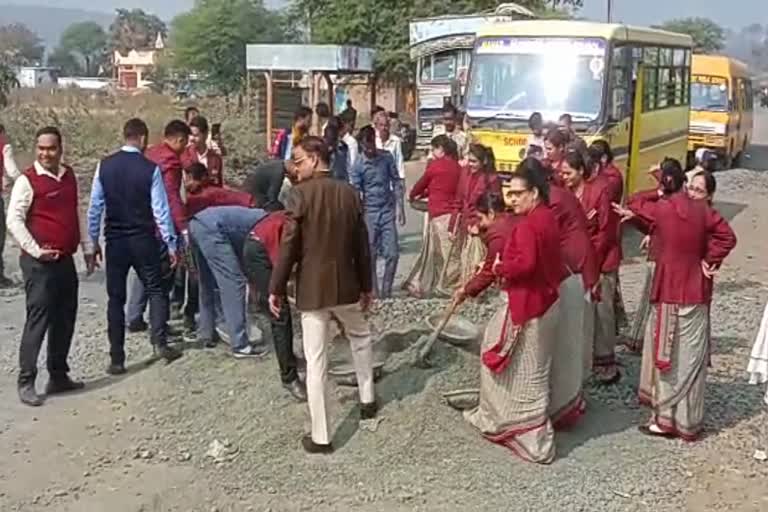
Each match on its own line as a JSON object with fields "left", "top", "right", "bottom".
{"left": 691, "top": 76, "right": 729, "bottom": 112}
{"left": 466, "top": 37, "right": 607, "bottom": 122}
{"left": 420, "top": 52, "right": 458, "bottom": 83}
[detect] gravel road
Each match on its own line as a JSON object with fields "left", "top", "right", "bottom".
{"left": 1, "top": 113, "right": 768, "bottom": 512}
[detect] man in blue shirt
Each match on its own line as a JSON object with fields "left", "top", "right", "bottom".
{"left": 350, "top": 126, "right": 405, "bottom": 298}
{"left": 189, "top": 205, "right": 270, "bottom": 358}
{"left": 87, "top": 118, "right": 183, "bottom": 374}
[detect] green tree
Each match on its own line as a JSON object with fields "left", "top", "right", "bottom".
{"left": 109, "top": 8, "right": 167, "bottom": 53}
{"left": 47, "top": 47, "right": 83, "bottom": 76}
{"left": 290, "top": 1, "right": 554, "bottom": 81}
{"left": 171, "top": 0, "right": 292, "bottom": 95}
{"left": 0, "top": 23, "right": 44, "bottom": 66}
{"left": 60, "top": 22, "right": 108, "bottom": 76}
{"left": 657, "top": 17, "right": 725, "bottom": 54}
{"left": 0, "top": 63, "right": 19, "bottom": 107}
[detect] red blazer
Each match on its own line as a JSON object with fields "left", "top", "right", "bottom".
{"left": 495, "top": 204, "right": 561, "bottom": 324}
{"left": 464, "top": 213, "right": 518, "bottom": 297}
{"left": 627, "top": 188, "right": 662, "bottom": 261}
{"left": 549, "top": 185, "right": 599, "bottom": 290}
{"left": 409, "top": 156, "right": 461, "bottom": 219}
{"left": 600, "top": 163, "right": 624, "bottom": 204}
{"left": 146, "top": 143, "right": 187, "bottom": 233}
{"left": 186, "top": 185, "right": 254, "bottom": 218}
{"left": 631, "top": 192, "right": 736, "bottom": 305}
{"left": 577, "top": 177, "right": 621, "bottom": 273}
{"left": 182, "top": 146, "right": 224, "bottom": 187}
{"left": 449, "top": 169, "right": 501, "bottom": 232}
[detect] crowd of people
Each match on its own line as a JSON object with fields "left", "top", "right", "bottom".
{"left": 0, "top": 97, "right": 748, "bottom": 461}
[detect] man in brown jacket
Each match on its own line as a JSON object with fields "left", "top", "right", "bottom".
{"left": 269, "top": 136, "right": 376, "bottom": 454}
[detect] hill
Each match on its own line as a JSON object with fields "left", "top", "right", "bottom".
{"left": 0, "top": 4, "right": 113, "bottom": 51}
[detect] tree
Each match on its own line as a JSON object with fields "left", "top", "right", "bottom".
{"left": 0, "top": 63, "right": 18, "bottom": 107}
{"left": 657, "top": 18, "right": 725, "bottom": 54}
{"left": 47, "top": 47, "right": 83, "bottom": 77}
{"left": 60, "top": 22, "right": 108, "bottom": 76}
{"left": 109, "top": 8, "right": 167, "bottom": 53}
{"left": 0, "top": 23, "right": 44, "bottom": 66}
{"left": 290, "top": 1, "right": 555, "bottom": 81}
{"left": 171, "top": 0, "right": 292, "bottom": 95}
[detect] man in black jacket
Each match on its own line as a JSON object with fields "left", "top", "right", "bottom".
{"left": 241, "top": 159, "right": 296, "bottom": 211}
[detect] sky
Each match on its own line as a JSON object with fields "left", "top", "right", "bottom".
{"left": 4, "top": 0, "right": 767, "bottom": 28}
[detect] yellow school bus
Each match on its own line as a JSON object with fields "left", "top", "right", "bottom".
{"left": 689, "top": 55, "right": 753, "bottom": 168}
{"left": 465, "top": 21, "right": 693, "bottom": 194}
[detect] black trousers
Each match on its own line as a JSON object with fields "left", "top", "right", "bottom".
{"left": 18, "top": 253, "right": 78, "bottom": 385}
{"left": 242, "top": 237, "right": 297, "bottom": 383}
{"left": 106, "top": 234, "right": 170, "bottom": 365}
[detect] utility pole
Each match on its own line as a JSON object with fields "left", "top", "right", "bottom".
{"left": 607, "top": 0, "right": 613, "bottom": 23}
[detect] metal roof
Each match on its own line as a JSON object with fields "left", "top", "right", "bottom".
{"left": 246, "top": 44, "right": 376, "bottom": 73}
{"left": 478, "top": 20, "right": 693, "bottom": 47}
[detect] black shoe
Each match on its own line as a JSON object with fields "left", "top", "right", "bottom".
{"left": 183, "top": 316, "right": 197, "bottom": 333}
{"left": 127, "top": 320, "right": 148, "bottom": 333}
{"left": 156, "top": 344, "right": 183, "bottom": 363}
{"left": 167, "top": 324, "right": 183, "bottom": 337}
{"left": 107, "top": 363, "right": 127, "bottom": 376}
{"left": 18, "top": 383, "right": 43, "bottom": 407}
{"left": 45, "top": 375, "right": 85, "bottom": 395}
{"left": 360, "top": 401, "right": 378, "bottom": 420}
{"left": 0, "top": 275, "right": 15, "bottom": 288}
{"left": 301, "top": 434, "right": 333, "bottom": 454}
{"left": 282, "top": 379, "right": 307, "bottom": 402}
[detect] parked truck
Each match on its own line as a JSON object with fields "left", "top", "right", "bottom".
{"left": 408, "top": 3, "right": 536, "bottom": 152}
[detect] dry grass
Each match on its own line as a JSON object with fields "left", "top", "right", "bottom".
{"left": 1, "top": 89, "right": 267, "bottom": 184}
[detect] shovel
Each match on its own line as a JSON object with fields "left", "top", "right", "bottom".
{"left": 413, "top": 298, "right": 460, "bottom": 368}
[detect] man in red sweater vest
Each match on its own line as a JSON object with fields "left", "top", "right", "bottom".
{"left": 182, "top": 116, "right": 224, "bottom": 187}
{"left": 6, "top": 127, "right": 96, "bottom": 406}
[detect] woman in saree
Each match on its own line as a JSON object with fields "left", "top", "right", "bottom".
{"left": 462, "top": 163, "right": 562, "bottom": 464}
{"left": 561, "top": 150, "right": 622, "bottom": 385}
{"left": 626, "top": 169, "right": 718, "bottom": 354}
{"left": 616, "top": 159, "right": 736, "bottom": 440}
{"left": 536, "top": 157, "right": 599, "bottom": 428}
{"left": 403, "top": 135, "right": 461, "bottom": 297}
{"left": 438, "top": 143, "right": 501, "bottom": 295}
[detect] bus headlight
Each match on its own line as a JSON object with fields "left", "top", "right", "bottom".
{"left": 713, "top": 123, "right": 727, "bottom": 135}
{"left": 420, "top": 121, "right": 434, "bottom": 132}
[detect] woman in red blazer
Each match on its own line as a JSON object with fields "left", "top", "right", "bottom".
{"left": 561, "top": 150, "right": 622, "bottom": 385}
{"left": 463, "top": 161, "right": 562, "bottom": 464}
{"left": 618, "top": 159, "right": 736, "bottom": 440}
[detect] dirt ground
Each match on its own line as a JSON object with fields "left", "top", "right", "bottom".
{"left": 1, "top": 111, "right": 768, "bottom": 512}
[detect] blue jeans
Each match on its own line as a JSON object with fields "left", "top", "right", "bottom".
{"left": 190, "top": 218, "right": 250, "bottom": 350}
{"left": 365, "top": 207, "right": 399, "bottom": 298}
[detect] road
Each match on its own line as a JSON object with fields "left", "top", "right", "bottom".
{"left": 0, "top": 110, "right": 767, "bottom": 512}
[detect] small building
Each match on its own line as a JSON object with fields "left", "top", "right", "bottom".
{"left": 16, "top": 66, "right": 58, "bottom": 88}
{"left": 113, "top": 32, "right": 164, "bottom": 90}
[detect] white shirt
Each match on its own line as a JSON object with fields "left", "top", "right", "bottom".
{"left": 343, "top": 133, "right": 359, "bottom": 171}
{"left": 432, "top": 125, "right": 469, "bottom": 160}
{"left": 6, "top": 161, "right": 93, "bottom": 258}
{"left": 376, "top": 133, "right": 405, "bottom": 179}
{"left": 197, "top": 149, "right": 209, "bottom": 170}
{"left": 2, "top": 142, "right": 21, "bottom": 190}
